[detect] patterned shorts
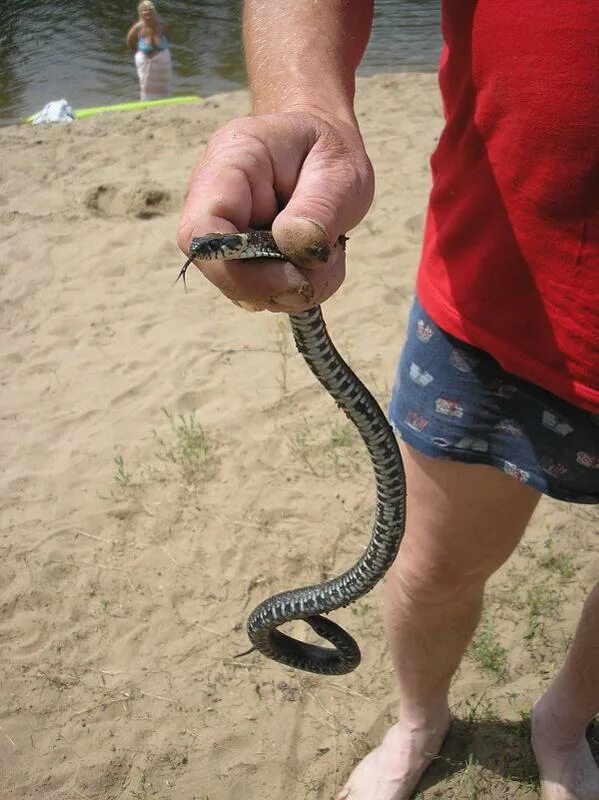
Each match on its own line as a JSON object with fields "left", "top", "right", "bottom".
{"left": 388, "top": 298, "right": 599, "bottom": 504}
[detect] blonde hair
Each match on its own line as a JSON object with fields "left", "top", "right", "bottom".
{"left": 138, "top": 1, "right": 156, "bottom": 14}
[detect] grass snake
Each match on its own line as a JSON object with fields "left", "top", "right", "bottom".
{"left": 179, "top": 230, "right": 406, "bottom": 675}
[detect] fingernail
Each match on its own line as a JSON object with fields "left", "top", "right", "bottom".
{"left": 298, "top": 218, "right": 334, "bottom": 261}
{"left": 274, "top": 217, "right": 331, "bottom": 267}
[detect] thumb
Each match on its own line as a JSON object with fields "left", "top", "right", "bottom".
{"left": 272, "top": 137, "right": 374, "bottom": 268}
{"left": 271, "top": 215, "right": 336, "bottom": 269}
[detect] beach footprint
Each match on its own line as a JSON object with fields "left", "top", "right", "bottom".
{"left": 83, "top": 181, "right": 177, "bottom": 219}
{"left": 126, "top": 184, "right": 173, "bottom": 219}
{"left": 83, "top": 183, "right": 120, "bottom": 216}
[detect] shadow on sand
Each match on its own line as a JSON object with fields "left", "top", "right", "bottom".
{"left": 418, "top": 717, "right": 599, "bottom": 793}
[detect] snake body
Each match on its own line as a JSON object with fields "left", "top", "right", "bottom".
{"left": 182, "top": 231, "right": 406, "bottom": 675}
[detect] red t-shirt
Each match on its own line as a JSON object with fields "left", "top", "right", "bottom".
{"left": 417, "top": 0, "right": 599, "bottom": 412}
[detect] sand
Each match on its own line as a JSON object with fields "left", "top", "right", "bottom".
{"left": 1, "top": 73, "right": 597, "bottom": 800}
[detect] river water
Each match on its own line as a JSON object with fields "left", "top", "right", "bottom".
{"left": 0, "top": 1, "right": 442, "bottom": 124}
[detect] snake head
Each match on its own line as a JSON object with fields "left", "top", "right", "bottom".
{"left": 189, "top": 233, "right": 241, "bottom": 260}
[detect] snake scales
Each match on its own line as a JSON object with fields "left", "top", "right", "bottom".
{"left": 179, "top": 230, "right": 406, "bottom": 675}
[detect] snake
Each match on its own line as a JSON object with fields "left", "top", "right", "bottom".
{"left": 178, "top": 230, "right": 406, "bottom": 675}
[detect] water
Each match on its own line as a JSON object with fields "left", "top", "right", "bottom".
{"left": 0, "top": 1, "right": 441, "bottom": 125}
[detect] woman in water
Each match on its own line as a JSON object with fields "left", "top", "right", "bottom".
{"left": 126, "top": 1, "right": 172, "bottom": 101}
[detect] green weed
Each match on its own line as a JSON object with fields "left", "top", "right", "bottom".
{"left": 153, "top": 408, "right": 210, "bottom": 483}
{"left": 460, "top": 693, "right": 498, "bottom": 726}
{"left": 525, "top": 581, "right": 560, "bottom": 641}
{"left": 286, "top": 417, "right": 364, "bottom": 478}
{"left": 468, "top": 624, "right": 508, "bottom": 676}
{"left": 459, "top": 753, "right": 479, "bottom": 800}
{"left": 275, "top": 318, "right": 293, "bottom": 396}
{"left": 286, "top": 417, "right": 321, "bottom": 476}
{"left": 113, "top": 454, "right": 133, "bottom": 488}
{"left": 539, "top": 536, "right": 575, "bottom": 580}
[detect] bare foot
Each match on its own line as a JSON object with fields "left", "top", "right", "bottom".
{"left": 337, "top": 711, "right": 451, "bottom": 800}
{"left": 532, "top": 701, "right": 599, "bottom": 800}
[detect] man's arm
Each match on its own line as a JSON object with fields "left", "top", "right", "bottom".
{"left": 244, "top": 0, "right": 374, "bottom": 122}
{"left": 177, "top": 1, "right": 375, "bottom": 312}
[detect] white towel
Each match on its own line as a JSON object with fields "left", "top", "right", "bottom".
{"left": 134, "top": 49, "right": 172, "bottom": 101}
{"left": 31, "top": 99, "right": 74, "bottom": 125}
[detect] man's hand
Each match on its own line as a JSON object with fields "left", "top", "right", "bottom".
{"left": 176, "top": 110, "right": 374, "bottom": 313}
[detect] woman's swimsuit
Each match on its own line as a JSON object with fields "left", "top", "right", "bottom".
{"left": 137, "top": 32, "right": 168, "bottom": 53}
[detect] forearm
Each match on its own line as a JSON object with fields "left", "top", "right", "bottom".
{"left": 179, "top": 1, "right": 375, "bottom": 310}
{"left": 126, "top": 24, "right": 138, "bottom": 50}
{"left": 243, "top": 0, "right": 374, "bottom": 122}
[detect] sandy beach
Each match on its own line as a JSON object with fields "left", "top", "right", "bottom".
{"left": 1, "top": 73, "right": 597, "bottom": 800}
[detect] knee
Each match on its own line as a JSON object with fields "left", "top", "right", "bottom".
{"left": 388, "top": 549, "right": 488, "bottom": 607}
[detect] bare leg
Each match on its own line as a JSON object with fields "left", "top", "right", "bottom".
{"left": 338, "top": 444, "right": 540, "bottom": 800}
{"left": 532, "top": 582, "right": 599, "bottom": 800}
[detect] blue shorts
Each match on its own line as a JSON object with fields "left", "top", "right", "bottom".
{"left": 389, "top": 298, "right": 599, "bottom": 504}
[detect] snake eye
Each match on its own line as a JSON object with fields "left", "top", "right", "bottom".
{"left": 189, "top": 236, "right": 209, "bottom": 256}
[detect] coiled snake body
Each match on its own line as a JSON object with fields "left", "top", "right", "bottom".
{"left": 180, "top": 231, "right": 406, "bottom": 675}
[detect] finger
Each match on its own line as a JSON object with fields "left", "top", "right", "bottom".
{"left": 191, "top": 255, "right": 314, "bottom": 306}
{"left": 176, "top": 124, "right": 293, "bottom": 305}
{"left": 198, "top": 244, "right": 345, "bottom": 314}
{"left": 262, "top": 243, "right": 346, "bottom": 313}
{"left": 176, "top": 126, "right": 280, "bottom": 255}
{"left": 183, "top": 218, "right": 346, "bottom": 311}
{"left": 232, "top": 300, "right": 268, "bottom": 313}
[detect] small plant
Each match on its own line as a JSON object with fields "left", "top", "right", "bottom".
{"left": 518, "top": 708, "right": 532, "bottom": 735}
{"left": 275, "top": 318, "right": 292, "bottom": 395}
{"left": 113, "top": 454, "right": 133, "bottom": 487}
{"left": 286, "top": 415, "right": 366, "bottom": 479}
{"left": 328, "top": 421, "right": 354, "bottom": 449}
{"left": 458, "top": 753, "right": 480, "bottom": 800}
{"left": 461, "top": 693, "right": 497, "bottom": 726}
{"left": 541, "top": 551, "right": 575, "bottom": 579}
{"left": 154, "top": 408, "right": 210, "bottom": 482}
{"left": 286, "top": 417, "right": 321, "bottom": 476}
{"left": 525, "top": 581, "right": 561, "bottom": 641}
{"left": 539, "top": 536, "right": 575, "bottom": 580}
{"left": 468, "top": 624, "right": 508, "bottom": 676}
{"left": 527, "top": 582, "right": 560, "bottom": 619}
{"left": 323, "top": 421, "right": 363, "bottom": 475}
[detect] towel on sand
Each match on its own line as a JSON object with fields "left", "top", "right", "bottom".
{"left": 31, "top": 99, "right": 74, "bottom": 124}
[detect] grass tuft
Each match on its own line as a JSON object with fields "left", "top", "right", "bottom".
{"left": 286, "top": 416, "right": 365, "bottom": 478}
{"left": 539, "top": 536, "right": 575, "bottom": 580}
{"left": 113, "top": 453, "right": 133, "bottom": 488}
{"left": 275, "top": 318, "right": 293, "bottom": 396}
{"left": 468, "top": 624, "right": 508, "bottom": 676}
{"left": 153, "top": 408, "right": 210, "bottom": 483}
